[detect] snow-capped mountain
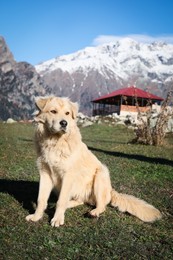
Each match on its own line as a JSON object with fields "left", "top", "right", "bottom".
{"left": 35, "top": 38, "right": 173, "bottom": 114}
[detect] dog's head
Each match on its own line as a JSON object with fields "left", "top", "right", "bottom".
{"left": 34, "top": 96, "right": 78, "bottom": 135}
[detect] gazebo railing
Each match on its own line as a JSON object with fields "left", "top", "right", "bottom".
{"left": 92, "top": 104, "right": 120, "bottom": 116}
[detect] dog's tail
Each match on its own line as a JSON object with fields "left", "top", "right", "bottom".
{"left": 110, "top": 189, "right": 162, "bottom": 222}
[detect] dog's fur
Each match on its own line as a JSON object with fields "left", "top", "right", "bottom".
{"left": 26, "top": 96, "right": 162, "bottom": 227}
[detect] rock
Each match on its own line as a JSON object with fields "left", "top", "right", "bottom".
{"left": 128, "top": 125, "right": 135, "bottom": 130}
{"left": 116, "top": 121, "right": 126, "bottom": 126}
{"left": 76, "top": 108, "right": 173, "bottom": 133}
{"left": 166, "top": 118, "right": 173, "bottom": 133}
{"left": 6, "top": 118, "right": 16, "bottom": 124}
{"left": 77, "top": 112, "right": 86, "bottom": 120}
{"left": 112, "top": 113, "right": 120, "bottom": 120}
{"left": 81, "top": 121, "right": 93, "bottom": 127}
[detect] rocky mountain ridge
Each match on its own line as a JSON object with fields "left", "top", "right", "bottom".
{"left": 0, "top": 36, "right": 50, "bottom": 120}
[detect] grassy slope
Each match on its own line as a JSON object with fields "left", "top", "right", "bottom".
{"left": 0, "top": 123, "right": 173, "bottom": 259}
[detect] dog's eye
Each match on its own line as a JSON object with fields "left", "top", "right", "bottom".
{"left": 65, "top": 112, "right": 70, "bottom": 115}
{"left": 50, "top": 110, "right": 57, "bottom": 114}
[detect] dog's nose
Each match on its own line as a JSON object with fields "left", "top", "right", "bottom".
{"left": 60, "top": 120, "right": 67, "bottom": 127}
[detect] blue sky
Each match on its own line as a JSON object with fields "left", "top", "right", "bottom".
{"left": 1, "top": 0, "right": 173, "bottom": 65}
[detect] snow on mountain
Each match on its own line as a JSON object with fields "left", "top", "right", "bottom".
{"left": 35, "top": 38, "right": 173, "bottom": 115}
{"left": 36, "top": 38, "right": 173, "bottom": 76}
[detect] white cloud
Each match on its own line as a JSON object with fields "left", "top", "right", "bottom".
{"left": 92, "top": 34, "right": 173, "bottom": 45}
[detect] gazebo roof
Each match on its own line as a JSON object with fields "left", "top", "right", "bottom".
{"left": 92, "top": 86, "right": 164, "bottom": 102}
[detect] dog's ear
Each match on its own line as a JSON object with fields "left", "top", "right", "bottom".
{"left": 70, "top": 101, "right": 79, "bottom": 119}
{"left": 35, "top": 96, "right": 49, "bottom": 111}
{"left": 34, "top": 96, "right": 50, "bottom": 124}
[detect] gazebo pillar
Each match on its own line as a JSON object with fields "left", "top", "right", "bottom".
{"left": 120, "top": 96, "right": 123, "bottom": 105}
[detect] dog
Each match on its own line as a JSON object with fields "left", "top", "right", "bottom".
{"left": 26, "top": 96, "right": 162, "bottom": 227}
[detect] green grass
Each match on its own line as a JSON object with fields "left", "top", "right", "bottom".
{"left": 0, "top": 123, "right": 173, "bottom": 259}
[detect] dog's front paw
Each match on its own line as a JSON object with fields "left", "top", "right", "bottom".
{"left": 89, "top": 209, "right": 100, "bottom": 217}
{"left": 25, "top": 214, "right": 42, "bottom": 222}
{"left": 51, "top": 214, "right": 64, "bottom": 227}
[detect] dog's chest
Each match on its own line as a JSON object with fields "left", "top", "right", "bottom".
{"left": 41, "top": 141, "right": 71, "bottom": 170}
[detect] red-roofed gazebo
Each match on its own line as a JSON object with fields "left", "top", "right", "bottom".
{"left": 92, "top": 86, "right": 163, "bottom": 116}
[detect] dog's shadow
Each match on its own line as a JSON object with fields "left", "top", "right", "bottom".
{"left": 0, "top": 179, "right": 96, "bottom": 221}
{"left": 0, "top": 179, "right": 57, "bottom": 219}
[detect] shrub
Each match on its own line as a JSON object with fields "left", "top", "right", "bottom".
{"left": 133, "top": 91, "right": 173, "bottom": 146}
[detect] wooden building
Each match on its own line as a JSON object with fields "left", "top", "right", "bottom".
{"left": 92, "top": 86, "right": 163, "bottom": 116}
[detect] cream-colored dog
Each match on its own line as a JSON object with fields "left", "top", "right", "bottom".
{"left": 26, "top": 96, "right": 162, "bottom": 227}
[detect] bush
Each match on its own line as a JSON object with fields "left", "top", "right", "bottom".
{"left": 133, "top": 91, "right": 173, "bottom": 146}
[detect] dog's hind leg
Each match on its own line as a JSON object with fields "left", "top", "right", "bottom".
{"left": 90, "top": 165, "right": 112, "bottom": 217}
